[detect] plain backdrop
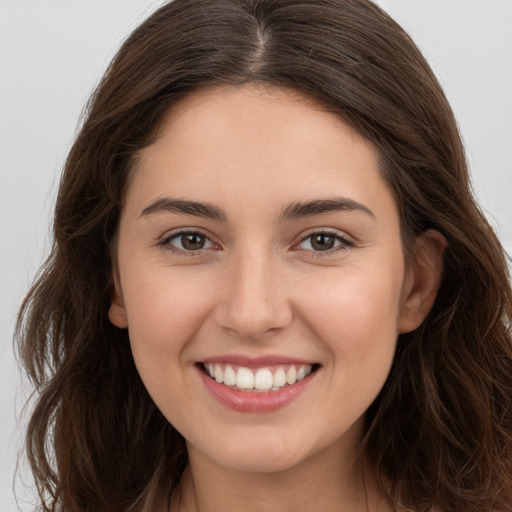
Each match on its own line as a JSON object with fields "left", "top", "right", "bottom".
{"left": 1, "top": 1, "right": 511, "bottom": 510}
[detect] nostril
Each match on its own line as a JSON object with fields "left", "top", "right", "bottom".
{"left": 215, "top": 305, "right": 293, "bottom": 340}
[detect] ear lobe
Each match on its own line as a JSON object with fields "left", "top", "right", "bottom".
{"left": 399, "top": 229, "right": 447, "bottom": 334}
{"left": 108, "top": 279, "right": 128, "bottom": 329}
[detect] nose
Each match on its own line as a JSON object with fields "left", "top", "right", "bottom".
{"left": 214, "top": 249, "right": 293, "bottom": 340}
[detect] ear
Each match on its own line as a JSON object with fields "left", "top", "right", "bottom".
{"left": 399, "top": 229, "right": 447, "bottom": 334}
{"left": 108, "top": 275, "right": 128, "bottom": 329}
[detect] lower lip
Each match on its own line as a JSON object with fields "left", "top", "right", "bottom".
{"left": 197, "top": 366, "right": 316, "bottom": 413}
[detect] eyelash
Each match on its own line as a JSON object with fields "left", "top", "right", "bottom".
{"left": 158, "top": 230, "right": 216, "bottom": 256}
{"left": 158, "top": 229, "right": 354, "bottom": 256}
{"left": 294, "top": 230, "right": 354, "bottom": 256}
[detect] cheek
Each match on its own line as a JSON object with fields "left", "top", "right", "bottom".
{"left": 296, "top": 263, "right": 404, "bottom": 381}
{"left": 121, "top": 271, "right": 220, "bottom": 425}
{"left": 120, "top": 267, "right": 217, "bottom": 383}
{"left": 122, "top": 261, "right": 214, "bottom": 336}
{"left": 301, "top": 265, "right": 403, "bottom": 333}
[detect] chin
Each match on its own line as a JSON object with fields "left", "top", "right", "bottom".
{"left": 187, "top": 429, "right": 312, "bottom": 474}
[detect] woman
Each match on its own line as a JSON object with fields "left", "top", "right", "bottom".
{"left": 17, "top": 1, "right": 512, "bottom": 511}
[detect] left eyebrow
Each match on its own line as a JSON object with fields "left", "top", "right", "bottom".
{"left": 279, "top": 197, "right": 375, "bottom": 222}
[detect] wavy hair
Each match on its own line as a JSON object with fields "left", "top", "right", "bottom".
{"left": 16, "top": 1, "right": 512, "bottom": 511}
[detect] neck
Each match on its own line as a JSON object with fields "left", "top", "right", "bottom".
{"left": 170, "top": 440, "right": 390, "bottom": 512}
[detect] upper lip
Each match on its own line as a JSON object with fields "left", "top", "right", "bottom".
{"left": 200, "top": 354, "right": 317, "bottom": 368}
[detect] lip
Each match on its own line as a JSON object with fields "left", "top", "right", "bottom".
{"left": 196, "top": 360, "right": 318, "bottom": 413}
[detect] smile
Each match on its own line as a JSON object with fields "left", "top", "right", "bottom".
{"left": 202, "top": 363, "right": 315, "bottom": 392}
{"left": 197, "top": 359, "right": 319, "bottom": 413}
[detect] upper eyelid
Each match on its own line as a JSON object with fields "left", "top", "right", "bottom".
{"left": 159, "top": 227, "right": 214, "bottom": 242}
{"left": 295, "top": 233, "right": 353, "bottom": 248}
{"left": 296, "top": 227, "right": 354, "bottom": 243}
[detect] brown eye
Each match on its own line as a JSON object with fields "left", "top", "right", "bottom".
{"left": 181, "top": 233, "right": 206, "bottom": 250}
{"left": 163, "top": 231, "right": 215, "bottom": 252}
{"left": 296, "top": 231, "right": 352, "bottom": 253}
{"left": 310, "top": 234, "right": 335, "bottom": 251}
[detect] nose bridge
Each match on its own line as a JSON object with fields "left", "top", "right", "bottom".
{"left": 216, "top": 244, "right": 291, "bottom": 339}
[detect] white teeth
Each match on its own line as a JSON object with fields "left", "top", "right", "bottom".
{"left": 214, "top": 365, "right": 224, "bottom": 383}
{"left": 272, "top": 367, "right": 286, "bottom": 388}
{"left": 224, "top": 365, "right": 237, "bottom": 386}
{"left": 254, "top": 368, "right": 273, "bottom": 390}
{"left": 205, "top": 363, "right": 314, "bottom": 391}
{"left": 286, "top": 366, "right": 297, "bottom": 385}
{"left": 297, "top": 364, "right": 312, "bottom": 381}
{"left": 236, "top": 367, "right": 255, "bottom": 389}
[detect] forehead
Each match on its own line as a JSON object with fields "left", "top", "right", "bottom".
{"left": 127, "top": 85, "right": 397, "bottom": 223}
{"left": 136, "top": 84, "right": 377, "bottom": 171}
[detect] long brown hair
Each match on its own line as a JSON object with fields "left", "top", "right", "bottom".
{"left": 17, "top": 1, "right": 512, "bottom": 511}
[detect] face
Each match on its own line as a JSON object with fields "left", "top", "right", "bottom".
{"left": 109, "top": 85, "right": 441, "bottom": 476}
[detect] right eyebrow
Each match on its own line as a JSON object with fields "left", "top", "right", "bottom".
{"left": 139, "top": 198, "right": 227, "bottom": 221}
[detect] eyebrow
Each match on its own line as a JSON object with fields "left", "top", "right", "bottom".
{"left": 279, "top": 197, "right": 374, "bottom": 221}
{"left": 139, "top": 196, "right": 374, "bottom": 222}
{"left": 139, "top": 198, "right": 227, "bottom": 221}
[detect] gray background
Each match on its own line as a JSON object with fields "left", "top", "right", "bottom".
{"left": 1, "top": 1, "right": 511, "bottom": 509}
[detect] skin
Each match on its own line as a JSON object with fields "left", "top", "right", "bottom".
{"left": 109, "top": 85, "right": 446, "bottom": 512}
